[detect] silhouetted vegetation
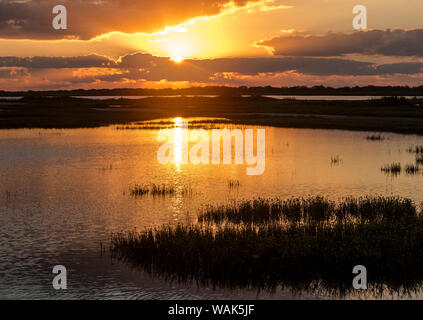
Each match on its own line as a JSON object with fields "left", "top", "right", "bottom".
{"left": 110, "top": 195, "right": 423, "bottom": 297}
{"left": 4, "top": 85, "right": 423, "bottom": 98}
{"left": 330, "top": 155, "right": 342, "bottom": 165}
{"left": 407, "top": 145, "right": 423, "bottom": 154}
{"left": 130, "top": 184, "right": 192, "bottom": 197}
{"left": 405, "top": 165, "right": 421, "bottom": 175}
{"left": 198, "top": 196, "right": 417, "bottom": 224}
{"left": 227, "top": 179, "right": 240, "bottom": 189}
{"left": 366, "top": 135, "right": 385, "bottom": 141}
{"left": 381, "top": 163, "right": 402, "bottom": 176}
{"left": 2, "top": 95, "right": 423, "bottom": 135}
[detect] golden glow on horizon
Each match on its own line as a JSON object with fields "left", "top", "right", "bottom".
{"left": 171, "top": 56, "right": 184, "bottom": 63}
{"left": 174, "top": 117, "right": 183, "bottom": 126}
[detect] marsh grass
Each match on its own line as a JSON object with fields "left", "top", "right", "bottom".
{"left": 197, "top": 196, "right": 417, "bottom": 224}
{"left": 416, "top": 154, "right": 423, "bottom": 165}
{"left": 111, "top": 196, "right": 423, "bottom": 296}
{"left": 130, "top": 183, "right": 192, "bottom": 197}
{"left": 366, "top": 135, "right": 385, "bottom": 141}
{"left": 407, "top": 145, "right": 423, "bottom": 154}
{"left": 381, "top": 163, "right": 401, "bottom": 176}
{"left": 227, "top": 179, "right": 240, "bottom": 189}
{"left": 116, "top": 119, "right": 232, "bottom": 131}
{"left": 150, "top": 184, "right": 176, "bottom": 196}
{"left": 405, "top": 164, "right": 421, "bottom": 175}
{"left": 330, "top": 156, "right": 342, "bottom": 165}
{"left": 130, "top": 184, "right": 150, "bottom": 196}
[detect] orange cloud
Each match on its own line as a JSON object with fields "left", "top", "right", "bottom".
{"left": 0, "top": 0, "right": 267, "bottom": 40}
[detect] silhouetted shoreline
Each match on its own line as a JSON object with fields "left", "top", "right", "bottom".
{"left": 1, "top": 95, "right": 423, "bottom": 134}
{"left": 3, "top": 85, "right": 423, "bottom": 97}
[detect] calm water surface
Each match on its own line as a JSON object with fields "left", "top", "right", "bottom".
{"left": 1, "top": 119, "right": 422, "bottom": 299}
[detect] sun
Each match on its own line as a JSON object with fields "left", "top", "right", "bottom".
{"left": 171, "top": 56, "right": 184, "bottom": 63}
{"left": 165, "top": 39, "right": 193, "bottom": 63}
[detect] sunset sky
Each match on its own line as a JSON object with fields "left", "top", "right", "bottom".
{"left": 1, "top": 0, "right": 423, "bottom": 90}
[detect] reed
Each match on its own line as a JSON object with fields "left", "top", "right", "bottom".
{"left": 198, "top": 196, "right": 417, "bottom": 224}
{"left": 330, "top": 156, "right": 342, "bottom": 165}
{"left": 407, "top": 145, "right": 423, "bottom": 154}
{"left": 150, "top": 184, "right": 176, "bottom": 196}
{"left": 130, "top": 183, "right": 187, "bottom": 197}
{"left": 130, "top": 184, "right": 149, "bottom": 196}
{"left": 227, "top": 179, "right": 240, "bottom": 189}
{"left": 405, "top": 164, "right": 421, "bottom": 175}
{"left": 366, "top": 135, "right": 385, "bottom": 141}
{"left": 381, "top": 163, "right": 401, "bottom": 175}
{"left": 111, "top": 210, "right": 423, "bottom": 296}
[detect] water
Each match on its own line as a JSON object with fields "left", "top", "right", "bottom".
{"left": 1, "top": 119, "right": 423, "bottom": 299}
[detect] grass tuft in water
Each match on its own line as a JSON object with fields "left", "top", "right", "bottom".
{"left": 130, "top": 184, "right": 149, "bottom": 196}
{"left": 381, "top": 163, "right": 401, "bottom": 176}
{"left": 227, "top": 179, "right": 240, "bottom": 189}
{"left": 111, "top": 196, "right": 423, "bottom": 296}
{"left": 330, "top": 156, "right": 342, "bottom": 165}
{"left": 130, "top": 183, "right": 189, "bottom": 197}
{"left": 407, "top": 145, "right": 423, "bottom": 154}
{"left": 366, "top": 135, "right": 385, "bottom": 141}
{"left": 197, "top": 196, "right": 417, "bottom": 224}
{"left": 405, "top": 164, "right": 421, "bottom": 175}
{"left": 150, "top": 184, "right": 176, "bottom": 196}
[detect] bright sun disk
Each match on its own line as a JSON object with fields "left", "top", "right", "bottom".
{"left": 171, "top": 56, "right": 184, "bottom": 63}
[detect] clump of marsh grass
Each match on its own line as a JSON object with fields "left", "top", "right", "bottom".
{"left": 111, "top": 203, "right": 423, "bottom": 296}
{"left": 405, "top": 164, "right": 421, "bottom": 175}
{"left": 416, "top": 154, "right": 423, "bottom": 165}
{"left": 407, "top": 145, "right": 423, "bottom": 154}
{"left": 227, "top": 179, "right": 240, "bottom": 189}
{"left": 197, "top": 196, "right": 417, "bottom": 225}
{"left": 330, "top": 156, "right": 342, "bottom": 165}
{"left": 130, "top": 183, "right": 191, "bottom": 197}
{"left": 130, "top": 184, "right": 149, "bottom": 196}
{"left": 381, "top": 163, "right": 401, "bottom": 176}
{"left": 366, "top": 135, "right": 385, "bottom": 141}
{"left": 150, "top": 184, "right": 176, "bottom": 196}
{"left": 181, "top": 185, "right": 193, "bottom": 196}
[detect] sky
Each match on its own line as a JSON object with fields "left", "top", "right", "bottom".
{"left": 1, "top": 0, "right": 423, "bottom": 90}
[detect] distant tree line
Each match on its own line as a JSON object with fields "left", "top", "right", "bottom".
{"left": 2, "top": 85, "right": 423, "bottom": 97}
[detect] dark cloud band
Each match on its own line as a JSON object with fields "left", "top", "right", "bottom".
{"left": 0, "top": 0, "right": 260, "bottom": 40}
{"left": 1, "top": 53, "right": 423, "bottom": 82}
{"left": 255, "top": 29, "right": 423, "bottom": 57}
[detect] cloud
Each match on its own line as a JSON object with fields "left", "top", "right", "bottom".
{"left": 0, "top": 0, "right": 265, "bottom": 40}
{"left": 2, "top": 52, "right": 423, "bottom": 89}
{"left": 255, "top": 29, "right": 423, "bottom": 57}
{"left": 0, "top": 55, "right": 116, "bottom": 68}
{"left": 2, "top": 52, "right": 423, "bottom": 79}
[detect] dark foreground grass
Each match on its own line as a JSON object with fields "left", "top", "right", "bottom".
{"left": 111, "top": 196, "right": 423, "bottom": 296}
{"left": 198, "top": 196, "right": 417, "bottom": 224}
{"left": 111, "top": 218, "right": 423, "bottom": 296}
